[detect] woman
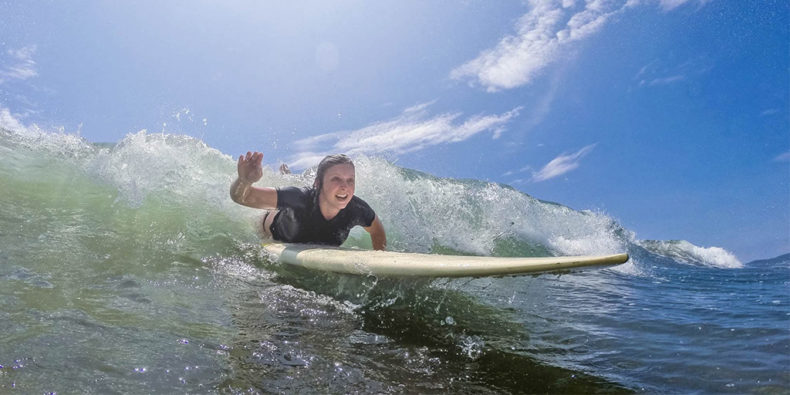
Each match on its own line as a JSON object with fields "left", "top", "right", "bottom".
{"left": 230, "top": 151, "right": 386, "bottom": 250}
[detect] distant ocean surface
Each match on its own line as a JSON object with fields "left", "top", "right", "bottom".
{"left": 1, "top": 128, "right": 788, "bottom": 393}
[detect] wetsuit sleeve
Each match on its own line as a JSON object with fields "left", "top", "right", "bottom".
{"left": 352, "top": 197, "right": 376, "bottom": 227}
{"left": 275, "top": 186, "right": 311, "bottom": 211}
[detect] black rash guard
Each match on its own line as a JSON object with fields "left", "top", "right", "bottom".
{"left": 269, "top": 186, "right": 376, "bottom": 246}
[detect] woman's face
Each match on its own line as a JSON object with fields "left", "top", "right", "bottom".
{"left": 318, "top": 163, "right": 355, "bottom": 211}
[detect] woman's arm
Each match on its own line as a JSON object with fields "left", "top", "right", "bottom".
{"left": 364, "top": 215, "right": 387, "bottom": 251}
{"left": 230, "top": 151, "right": 278, "bottom": 209}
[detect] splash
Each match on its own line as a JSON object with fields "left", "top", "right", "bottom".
{"left": 637, "top": 240, "right": 743, "bottom": 268}
{"left": 0, "top": 124, "right": 741, "bottom": 269}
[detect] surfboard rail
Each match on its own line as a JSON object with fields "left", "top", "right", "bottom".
{"left": 263, "top": 243, "right": 629, "bottom": 278}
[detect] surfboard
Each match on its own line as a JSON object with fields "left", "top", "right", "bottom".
{"left": 262, "top": 243, "right": 629, "bottom": 278}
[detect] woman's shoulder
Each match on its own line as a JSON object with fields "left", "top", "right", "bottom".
{"left": 277, "top": 186, "right": 316, "bottom": 209}
{"left": 349, "top": 195, "right": 375, "bottom": 214}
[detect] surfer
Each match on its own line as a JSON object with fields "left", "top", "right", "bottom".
{"left": 230, "top": 151, "right": 387, "bottom": 250}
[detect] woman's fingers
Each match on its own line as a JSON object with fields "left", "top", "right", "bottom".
{"left": 239, "top": 151, "right": 263, "bottom": 171}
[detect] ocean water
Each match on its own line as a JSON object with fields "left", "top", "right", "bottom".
{"left": 1, "top": 128, "right": 788, "bottom": 393}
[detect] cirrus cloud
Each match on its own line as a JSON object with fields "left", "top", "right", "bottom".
{"left": 450, "top": 1, "right": 632, "bottom": 92}
{"left": 532, "top": 143, "right": 597, "bottom": 182}
{"left": 451, "top": 0, "right": 714, "bottom": 92}
{"left": 288, "top": 102, "right": 522, "bottom": 169}
{"left": 0, "top": 45, "right": 38, "bottom": 84}
{"left": 774, "top": 151, "right": 790, "bottom": 163}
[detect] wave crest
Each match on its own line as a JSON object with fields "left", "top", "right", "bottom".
{"left": 638, "top": 240, "right": 742, "bottom": 268}
{"left": 1, "top": 124, "right": 743, "bottom": 269}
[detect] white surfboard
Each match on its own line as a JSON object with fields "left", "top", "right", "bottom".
{"left": 263, "top": 243, "right": 629, "bottom": 278}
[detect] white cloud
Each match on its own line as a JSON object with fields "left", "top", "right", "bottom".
{"left": 0, "top": 45, "right": 38, "bottom": 84}
{"left": 502, "top": 164, "right": 532, "bottom": 178}
{"left": 635, "top": 56, "right": 711, "bottom": 88}
{"left": 774, "top": 151, "right": 790, "bottom": 163}
{"left": 657, "top": 0, "right": 712, "bottom": 11}
{"left": 287, "top": 152, "right": 331, "bottom": 170}
{"left": 451, "top": 0, "right": 715, "bottom": 92}
{"left": 293, "top": 131, "right": 344, "bottom": 151}
{"left": 0, "top": 107, "right": 29, "bottom": 132}
{"left": 0, "top": 108, "right": 25, "bottom": 130}
{"left": 643, "top": 74, "right": 685, "bottom": 86}
{"left": 760, "top": 108, "right": 780, "bottom": 117}
{"left": 288, "top": 102, "right": 521, "bottom": 169}
{"left": 0, "top": 107, "right": 50, "bottom": 139}
{"left": 532, "top": 143, "right": 597, "bottom": 182}
{"left": 450, "top": 1, "right": 633, "bottom": 92}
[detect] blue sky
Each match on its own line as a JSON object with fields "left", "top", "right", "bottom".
{"left": 1, "top": 0, "right": 788, "bottom": 262}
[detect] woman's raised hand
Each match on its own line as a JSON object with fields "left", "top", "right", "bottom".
{"left": 237, "top": 151, "right": 264, "bottom": 184}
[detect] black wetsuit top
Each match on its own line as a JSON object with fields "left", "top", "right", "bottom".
{"left": 270, "top": 186, "right": 376, "bottom": 246}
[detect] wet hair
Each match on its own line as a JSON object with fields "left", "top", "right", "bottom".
{"left": 314, "top": 154, "right": 355, "bottom": 191}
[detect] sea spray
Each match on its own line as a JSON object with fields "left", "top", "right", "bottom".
{"left": 1, "top": 125, "right": 743, "bottom": 268}
{"left": 637, "top": 239, "right": 742, "bottom": 268}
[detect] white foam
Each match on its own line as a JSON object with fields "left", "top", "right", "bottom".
{"left": 84, "top": 130, "right": 236, "bottom": 207}
{"left": 638, "top": 240, "right": 743, "bottom": 269}
{"left": 2, "top": 120, "right": 743, "bottom": 271}
{"left": 0, "top": 109, "right": 94, "bottom": 159}
{"left": 353, "top": 156, "right": 630, "bottom": 257}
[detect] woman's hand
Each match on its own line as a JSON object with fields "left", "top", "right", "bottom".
{"left": 238, "top": 151, "right": 263, "bottom": 184}
{"left": 230, "top": 151, "right": 278, "bottom": 209}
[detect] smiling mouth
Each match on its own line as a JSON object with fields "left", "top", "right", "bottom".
{"left": 335, "top": 194, "right": 348, "bottom": 201}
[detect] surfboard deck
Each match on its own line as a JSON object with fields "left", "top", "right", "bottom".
{"left": 262, "top": 243, "right": 629, "bottom": 278}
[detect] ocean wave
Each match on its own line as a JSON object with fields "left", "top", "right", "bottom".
{"left": 353, "top": 157, "right": 633, "bottom": 258}
{"left": 1, "top": 124, "right": 741, "bottom": 270}
{"left": 637, "top": 240, "right": 743, "bottom": 269}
